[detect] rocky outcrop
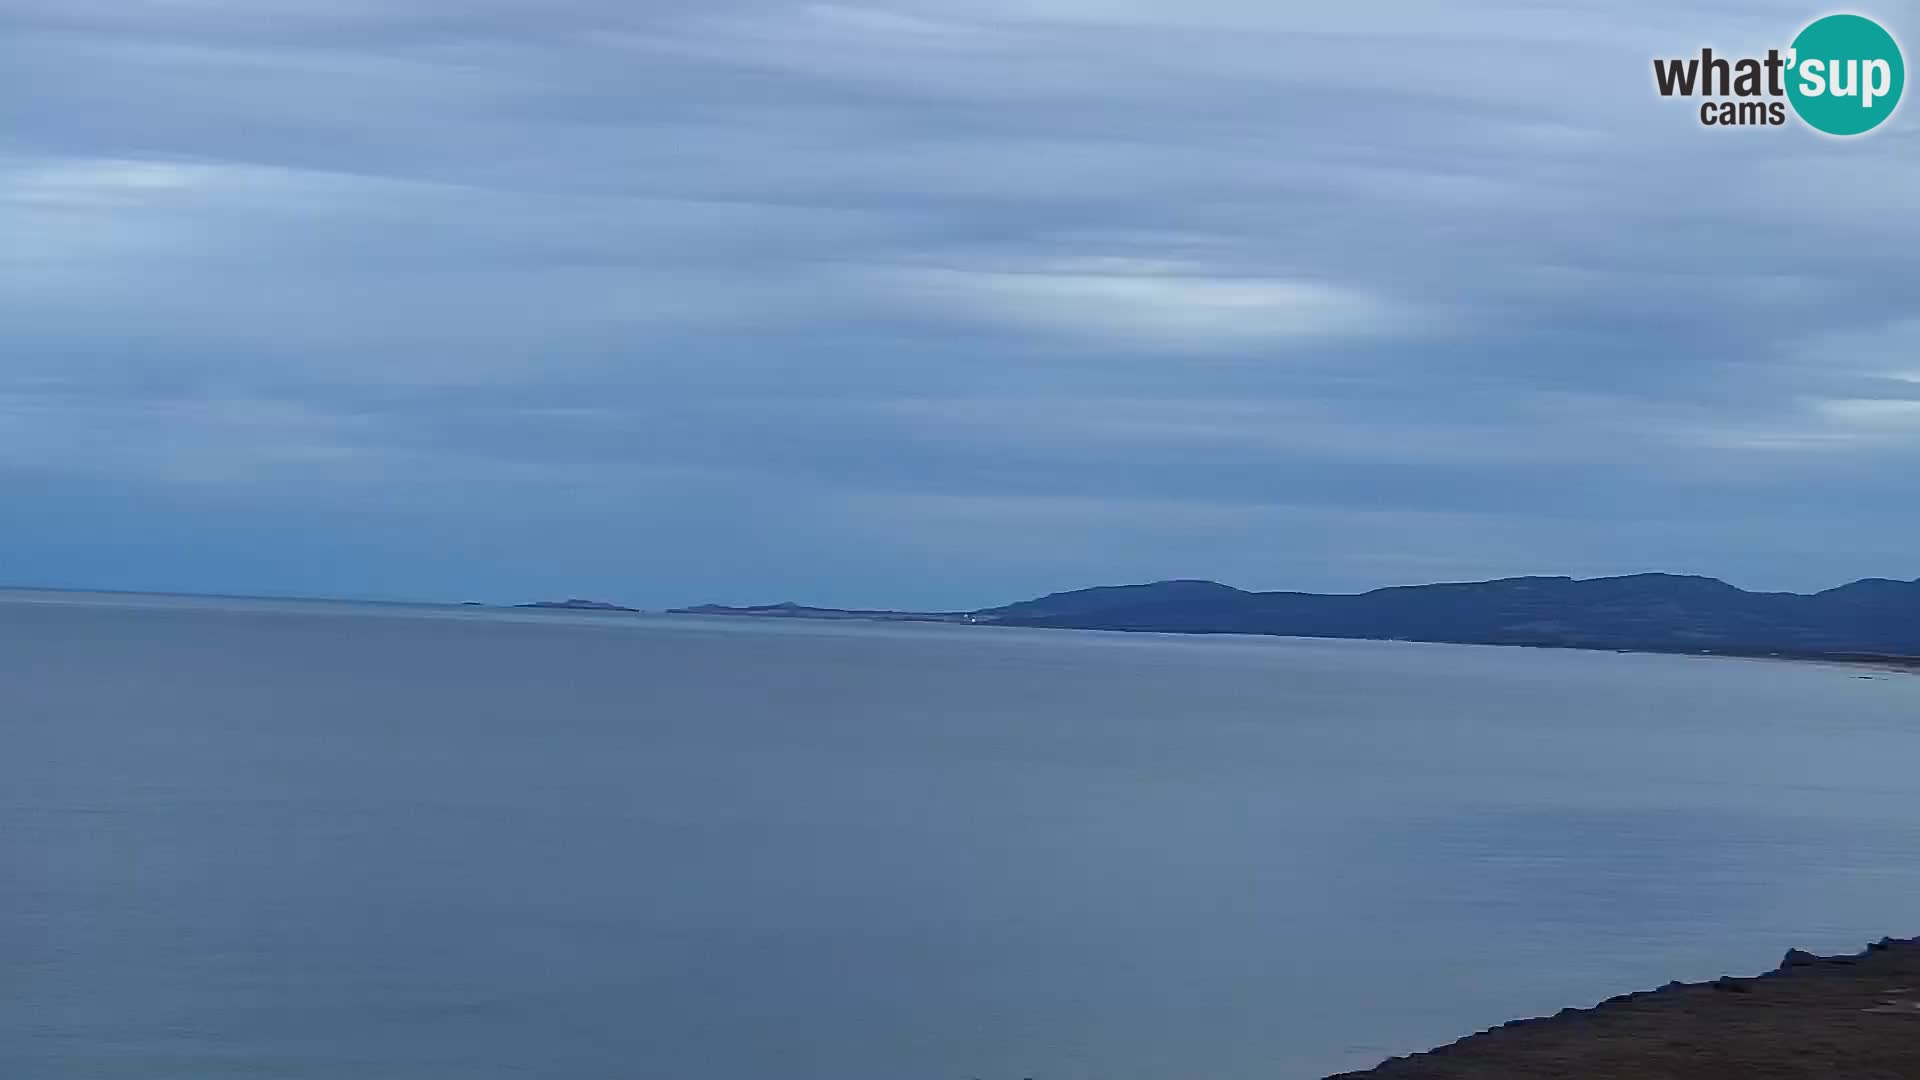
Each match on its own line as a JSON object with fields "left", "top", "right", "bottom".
{"left": 1327, "top": 937, "right": 1920, "bottom": 1079}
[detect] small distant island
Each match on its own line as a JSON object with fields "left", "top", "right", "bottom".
{"left": 671, "top": 572, "right": 1920, "bottom": 667}
{"left": 515, "top": 598, "right": 641, "bottom": 612}
{"left": 676, "top": 601, "right": 967, "bottom": 623}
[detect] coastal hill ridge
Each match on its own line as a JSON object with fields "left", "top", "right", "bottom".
{"left": 677, "top": 572, "right": 1920, "bottom": 660}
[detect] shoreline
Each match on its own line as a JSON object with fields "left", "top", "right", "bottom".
{"left": 1727, "top": 652, "right": 1920, "bottom": 676}
{"left": 7, "top": 586, "right": 1914, "bottom": 675}
{"left": 1326, "top": 937, "right": 1920, "bottom": 1079}
{"left": 674, "top": 603, "right": 1920, "bottom": 674}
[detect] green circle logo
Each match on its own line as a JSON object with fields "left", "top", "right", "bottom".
{"left": 1787, "top": 14, "right": 1904, "bottom": 135}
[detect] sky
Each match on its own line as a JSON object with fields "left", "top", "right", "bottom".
{"left": 4, "top": 0, "right": 1920, "bottom": 610}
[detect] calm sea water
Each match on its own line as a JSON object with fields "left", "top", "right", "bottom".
{"left": 7, "top": 590, "right": 1920, "bottom": 1079}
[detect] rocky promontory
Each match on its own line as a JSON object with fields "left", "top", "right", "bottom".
{"left": 1327, "top": 937, "right": 1920, "bottom": 1079}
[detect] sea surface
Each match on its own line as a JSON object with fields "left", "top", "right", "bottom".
{"left": 7, "top": 590, "right": 1920, "bottom": 1080}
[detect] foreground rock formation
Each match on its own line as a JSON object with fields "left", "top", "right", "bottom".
{"left": 1327, "top": 937, "right": 1920, "bottom": 1079}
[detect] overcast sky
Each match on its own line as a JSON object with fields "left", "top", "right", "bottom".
{"left": 4, "top": 0, "right": 1920, "bottom": 608}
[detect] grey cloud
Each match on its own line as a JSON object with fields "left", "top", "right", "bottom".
{"left": 4, "top": 0, "right": 1920, "bottom": 603}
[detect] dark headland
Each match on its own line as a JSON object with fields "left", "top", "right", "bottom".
{"left": 1326, "top": 937, "right": 1920, "bottom": 1079}
{"left": 675, "top": 573, "right": 1920, "bottom": 667}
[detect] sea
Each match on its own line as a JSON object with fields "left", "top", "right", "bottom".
{"left": 7, "top": 589, "right": 1920, "bottom": 1079}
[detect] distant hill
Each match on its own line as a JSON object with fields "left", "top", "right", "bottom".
{"left": 975, "top": 574, "right": 1920, "bottom": 656}
{"left": 677, "top": 573, "right": 1920, "bottom": 660}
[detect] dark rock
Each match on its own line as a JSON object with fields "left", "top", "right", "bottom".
{"left": 1327, "top": 936, "right": 1920, "bottom": 1079}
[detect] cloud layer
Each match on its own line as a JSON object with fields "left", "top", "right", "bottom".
{"left": 5, "top": 0, "right": 1920, "bottom": 606}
